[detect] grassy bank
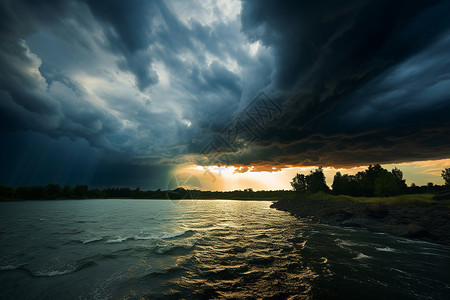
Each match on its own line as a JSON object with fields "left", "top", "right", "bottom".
{"left": 305, "top": 191, "right": 450, "bottom": 207}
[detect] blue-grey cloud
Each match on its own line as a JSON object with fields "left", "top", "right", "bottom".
{"left": 235, "top": 0, "right": 450, "bottom": 167}
{"left": 1, "top": 0, "right": 450, "bottom": 187}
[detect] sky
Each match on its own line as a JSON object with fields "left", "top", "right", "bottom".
{"left": 1, "top": 0, "right": 450, "bottom": 191}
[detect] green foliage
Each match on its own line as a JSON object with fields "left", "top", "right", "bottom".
{"left": 308, "top": 192, "right": 442, "bottom": 207}
{"left": 291, "top": 167, "right": 329, "bottom": 193}
{"left": 15, "top": 186, "right": 46, "bottom": 200}
{"left": 45, "top": 184, "right": 61, "bottom": 200}
{"left": 332, "top": 172, "right": 363, "bottom": 196}
{"left": 62, "top": 185, "right": 73, "bottom": 198}
{"left": 442, "top": 168, "right": 450, "bottom": 186}
{"left": 74, "top": 185, "right": 89, "bottom": 198}
{"left": 374, "top": 171, "right": 400, "bottom": 197}
{"left": 332, "top": 164, "right": 408, "bottom": 197}
{"left": 291, "top": 174, "right": 307, "bottom": 193}
{"left": 0, "top": 185, "right": 15, "bottom": 200}
{"left": 306, "top": 167, "right": 330, "bottom": 193}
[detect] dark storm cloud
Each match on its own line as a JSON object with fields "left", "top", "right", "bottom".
{"left": 235, "top": 0, "right": 450, "bottom": 167}
{"left": 0, "top": 0, "right": 272, "bottom": 186}
{"left": 2, "top": 0, "right": 450, "bottom": 188}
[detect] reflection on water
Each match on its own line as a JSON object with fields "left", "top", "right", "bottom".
{"left": 0, "top": 200, "right": 449, "bottom": 299}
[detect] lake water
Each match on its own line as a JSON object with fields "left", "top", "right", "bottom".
{"left": 0, "top": 199, "right": 449, "bottom": 299}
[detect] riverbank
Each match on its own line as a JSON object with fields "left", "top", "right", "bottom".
{"left": 271, "top": 197, "right": 450, "bottom": 246}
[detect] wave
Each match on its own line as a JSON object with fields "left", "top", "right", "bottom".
{"left": 375, "top": 247, "right": 396, "bottom": 252}
{"left": 335, "top": 238, "right": 362, "bottom": 248}
{"left": 154, "top": 243, "right": 195, "bottom": 255}
{"left": 105, "top": 237, "right": 130, "bottom": 244}
{"left": 103, "top": 230, "right": 196, "bottom": 244}
{"left": 0, "top": 265, "right": 18, "bottom": 271}
{"left": 160, "top": 230, "right": 195, "bottom": 239}
{"left": 354, "top": 253, "right": 371, "bottom": 260}
{"left": 33, "top": 261, "right": 97, "bottom": 277}
{"left": 82, "top": 237, "right": 103, "bottom": 244}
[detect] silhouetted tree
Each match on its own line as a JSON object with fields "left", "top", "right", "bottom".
{"left": 332, "top": 172, "right": 363, "bottom": 196}
{"left": 375, "top": 171, "right": 400, "bottom": 197}
{"left": 391, "top": 167, "right": 407, "bottom": 193}
{"left": 442, "top": 168, "right": 450, "bottom": 186}
{"left": 74, "top": 185, "right": 89, "bottom": 198}
{"left": 62, "top": 185, "right": 73, "bottom": 198}
{"left": 15, "top": 186, "right": 46, "bottom": 200}
{"left": 291, "top": 174, "right": 307, "bottom": 193}
{"left": 88, "top": 189, "right": 105, "bottom": 199}
{"left": 45, "top": 184, "right": 61, "bottom": 200}
{"left": 0, "top": 185, "right": 15, "bottom": 200}
{"left": 306, "top": 167, "right": 330, "bottom": 193}
{"left": 360, "top": 164, "right": 385, "bottom": 196}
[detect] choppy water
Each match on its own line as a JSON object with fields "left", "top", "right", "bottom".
{"left": 0, "top": 200, "right": 449, "bottom": 299}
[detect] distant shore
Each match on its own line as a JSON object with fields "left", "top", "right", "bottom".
{"left": 271, "top": 197, "right": 450, "bottom": 246}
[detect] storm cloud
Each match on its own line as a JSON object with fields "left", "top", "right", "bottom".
{"left": 236, "top": 0, "right": 450, "bottom": 167}
{"left": 1, "top": 0, "right": 450, "bottom": 187}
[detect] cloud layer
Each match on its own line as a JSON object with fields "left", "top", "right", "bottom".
{"left": 1, "top": 0, "right": 450, "bottom": 187}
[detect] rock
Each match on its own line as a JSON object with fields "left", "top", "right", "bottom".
{"left": 405, "top": 223, "right": 433, "bottom": 239}
{"left": 341, "top": 218, "right": 365, "bottom": 227}
{"left": 363, "top": 203, "right": 389, "bottom": 218}
{"left": 338, "top": 209, "right": 354, "bottom": 219}
{"left": 433, "top": 191, "right": 450, "bottom": 201}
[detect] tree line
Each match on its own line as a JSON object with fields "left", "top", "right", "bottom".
{"left": 1, "top": 166, "right": 449, "bottom": 200}
{"left": 0, "top": 185, "right": 167, "bottom": 201}
{"left": 291, "top": 165, "right": 450, "bottom": 197}
{"left": 0, "top": 185, "right": 292, "bottom": 201}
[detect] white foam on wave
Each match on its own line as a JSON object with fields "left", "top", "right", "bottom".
{"left": 132, "top": 235, "right": 154, "bottom": 241}
{"left": 335, "top": 238, "right": 359, "bottom": 248}
{"left": 354, "top": 253, "right": 371, "bottom": 260}
{"left": 34, "top": 269, "right": 75, "bottom": 277}
{"left": 105, "top": 237, "right": 129, "bottom": 244}
{"left": 0, "top": 265, "right": 18, "bottom": 271}
{"left": 82, "top": 238, "right": 103, "bottom": 244}
{"left": 160, "top": 230, "right": 193, "bottom": 239}
{"left": 375, "top": 247, "right": 396, "bottom": 252}
{"left": 104, "top": 230, "right": 195, "bottom": 244}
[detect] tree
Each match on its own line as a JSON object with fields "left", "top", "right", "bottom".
{"left": 442, "top": 168, "right": 450, "bottom": 186}
{"left": 306, "top": 167, "right": 330, "bottom": 193}
{"left": 0, "top": 185, "right": 15, "bottom": 200}
{"left": 391, "top": 167, "right": 407, "bottom": 193}
{"left": 291, "top": 174, "right": 307, "bottom": 193}
{"left": 292, "top": 167, "right": 330, "bottom": 193}
{"left": 45, "top": 184, "right": 61, "bottom": 200}
{"left": 361, "top": 164, "right": 385, "bottom": 196}
{"left": 332, "top": 172, "right": 343, "bottom": 194}
{"left": 62, "top": 185, "right": 73, "bottom": 198}
{"left": 74, "top": 184, "right": 89, "bottom": 198}
{"left": 375, "top": 171, "right": 400, "bottom": 197}
{"left": 332, "top": 172, "right": 363, "bottom": 196}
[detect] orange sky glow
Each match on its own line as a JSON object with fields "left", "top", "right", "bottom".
{"left": 173, "top": 158, "right": 450, "bottom": 191}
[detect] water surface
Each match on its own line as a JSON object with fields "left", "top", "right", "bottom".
{"left": 0, "top": 200, "right": 449, "bottom": 299}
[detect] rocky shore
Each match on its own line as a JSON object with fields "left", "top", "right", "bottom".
{"left": 271, "top": 198, "right": 450, "bottom": 246}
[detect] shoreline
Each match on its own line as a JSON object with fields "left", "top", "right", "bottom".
{"left": 271, "top": 198, "right": 450, "bottom": 246}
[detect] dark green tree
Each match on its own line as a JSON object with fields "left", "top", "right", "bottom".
{"left": 305, "top": 167, "right": 330, "bottom": 193}
{"left": 61, "top": 185, "right": 73, "bottom": 198}
{"left": 332, "top": 172, "right": 343, "bottom": 194}
{"left": 374, "top": 171, "right": 400, "bottom": 197}
{"left": 0, "top": 185, "right": 15, "bottom": 200}
{"left": 442, "top": 168, "right": 450, "bottom": 186}
{"left": 391, "top": 167, "right": 407, "bottom": 193}
{"left": 361, "top": 164, "right": 385, "bottom": 196}
{"left": 74, "top": 185, "right": 89, "bottom": 198}
{"left": 291, "top": 173, "right": 307, "bottom": 193}
{"left": 45, "top": 184, "right": 61, "bottom": 200}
